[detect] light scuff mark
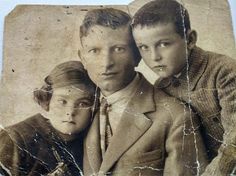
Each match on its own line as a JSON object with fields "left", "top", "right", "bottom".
{"left": 179, "top": 2, "right": 201, "bottom": 175}
{"left": 53, "top": 141, "right": 83, "bottom": 175}
{"left": 133, "top": 165, "right": 163, "bottom": 171}
{"left": 0, "top": 161, "right": 12, "bottom": 176}
{"left": 230, "top": 165, "right": 236, "bottom": 176}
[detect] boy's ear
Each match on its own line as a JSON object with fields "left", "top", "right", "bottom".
{"left": 186, "top": 29, "right": 197, "bottom": 50}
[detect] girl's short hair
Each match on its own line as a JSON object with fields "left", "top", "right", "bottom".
{"left": 33, "top": 61, "right": 96, "bottom": 111}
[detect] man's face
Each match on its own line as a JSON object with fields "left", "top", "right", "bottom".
{"left": 47, "top": 85, "right": 94, "bottom": 138}
{"left": 133, "top": 23, "right": 188, "bottom": 79}
{"left": 80, "top": 25, "right": 137, "bottom": 96}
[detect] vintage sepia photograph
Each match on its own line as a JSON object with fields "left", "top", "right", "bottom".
{"left": 0, "top": 0, "right": 236, "bottom": 175}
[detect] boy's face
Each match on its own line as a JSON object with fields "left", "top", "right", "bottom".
{"left": 47, "top": 85, "right": 94, "bottom": 138}
{"left": 133, "top": 23, "right": 188, "bottom": 78}
{"left": 80, "top": 25, "right": 137, "bottom": 96}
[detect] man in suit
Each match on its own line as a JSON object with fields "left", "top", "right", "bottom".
{"left": 78, "top": 8, "right": 208, "bottom": 176}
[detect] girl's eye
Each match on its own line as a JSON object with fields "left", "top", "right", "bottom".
{"left": 77, "top": 101, "right": 91, "bottom": 108}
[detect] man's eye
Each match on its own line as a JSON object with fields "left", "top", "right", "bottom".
{"left": 88, "top": 49, "right": 99, "bottom": 54}
{"left": 114, "top": 47, "right": 125, "bottom": 53}
{"left": 138, "top": 45, "right": 149, "bottom": 51}
{"left": 58, "top": 99, "right": 67, "bottom": 105}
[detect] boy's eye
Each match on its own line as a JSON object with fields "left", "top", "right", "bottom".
{"left": 138, "top": 45, "right": 149, "bottom": 51}
{"left": 58, "top": 99, "right": 67, "bottom": 105}
{"left": 158, "top": 42, "right": 170, "bottom": 48}
{"left": 114, "top": 47, "right": 125, "bottom": 53}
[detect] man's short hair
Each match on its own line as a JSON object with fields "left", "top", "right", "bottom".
{"left": 80, "top": 8, "right": 131, "bottom": 38}
{"left": 131, "top": 0, "right": 191, "bottom": 38}
{"left": 80, "top": 8, "right": 141, "bottom": 65}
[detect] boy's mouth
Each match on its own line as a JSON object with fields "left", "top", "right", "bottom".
{"left": 62, "top": 120, "right": 76, "bottom": 124}
{"left": 153, "top": 65, "right": 167, "bottom": 71}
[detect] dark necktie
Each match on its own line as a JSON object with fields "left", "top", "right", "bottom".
{"left": 100, "top": 98, "right": 113, "bottom": 157}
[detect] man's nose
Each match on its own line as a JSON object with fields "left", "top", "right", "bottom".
{"left": 101, "top": 50, "right": 114, "bottom": 70}
{"left": 151, "top": 48, "right": 162, "bottom": 61}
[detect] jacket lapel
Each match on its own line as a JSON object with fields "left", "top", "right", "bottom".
{"left": 99, "top": 76, "right": 156, "bottom": 173}
{"left": 84, "top": 112, "right": 102, "bottom": 174}
{"left": 184, "top": 46, "right": 208, "bottom": 91}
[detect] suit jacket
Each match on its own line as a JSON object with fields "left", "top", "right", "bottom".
{"left": 83, "top": 75, "right": 208, "bottom": 176}
{"left": 156, "top": 46, "right": 236, "bottom": 175}
{"left": 0, "top": 114, "right": 83, "bottom": 176}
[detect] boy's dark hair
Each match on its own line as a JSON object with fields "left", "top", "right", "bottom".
{"left": 80, "top": 8, "right": 141, "bottom": 64}
{"left": 131, "top": 0, "right": 191, "bottom": 38}
{"left": 33, "top": 61, "right": 96, "bottom": 111}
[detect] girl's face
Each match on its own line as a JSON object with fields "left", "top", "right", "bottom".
{"left": 47, "top": 85, "right": 94, "bottom": 138}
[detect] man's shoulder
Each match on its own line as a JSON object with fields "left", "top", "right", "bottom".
{"left": 153, "top": 87, "right": 187, "bottom": 112}
{"left": 133, "top": 74, "right": 188, "bottom": 116}
{"left": 137, "top": 74, "right": 185, "bottom": 110}
{"left": 144, "top": 87, "right": 191, "bottom": 129}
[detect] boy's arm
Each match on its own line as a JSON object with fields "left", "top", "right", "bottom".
{"left": 202, "top": 61, "right": 236, "bottom": 175}
{"left": 164, "top": 104, "right": 209, "bottom": 175}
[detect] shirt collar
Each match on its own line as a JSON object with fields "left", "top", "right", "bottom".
{"left": 100, "top": 73, "right": 140, "bottom": 105}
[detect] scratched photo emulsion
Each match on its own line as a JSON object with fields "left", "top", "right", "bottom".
{"left": 0, "top": 0, "right": 236, "bottom": 175}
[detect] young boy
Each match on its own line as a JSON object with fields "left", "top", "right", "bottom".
{"left": 132, "top": 0, "right": 236, "bottom": 175}
{"left": 0, "top": 61, "right": 97, "bottom": 176}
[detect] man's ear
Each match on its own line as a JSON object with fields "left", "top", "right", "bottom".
{"left": 78, "top": 49, "right": 82, "bottom": 60}
{"left": 78, "top": 49, "right": 86, "bottom": 67}
{"left": 186, "top": 29, "right": 197, "bottom": 50}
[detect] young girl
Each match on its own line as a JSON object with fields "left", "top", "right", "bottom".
{"left": 0, "top": 61, "right": 97, "bottom": 176}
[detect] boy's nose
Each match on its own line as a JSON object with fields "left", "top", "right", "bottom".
{"left": 151, "top": 49, "right": 162, "bottom": 61}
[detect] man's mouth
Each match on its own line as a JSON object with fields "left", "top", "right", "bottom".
{"left": 101, "top": 72, "right": 117, "bottom": 77}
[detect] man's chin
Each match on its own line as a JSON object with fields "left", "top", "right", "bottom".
{"left": 98, "top": 82, "right": 118, "bottom": 92}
